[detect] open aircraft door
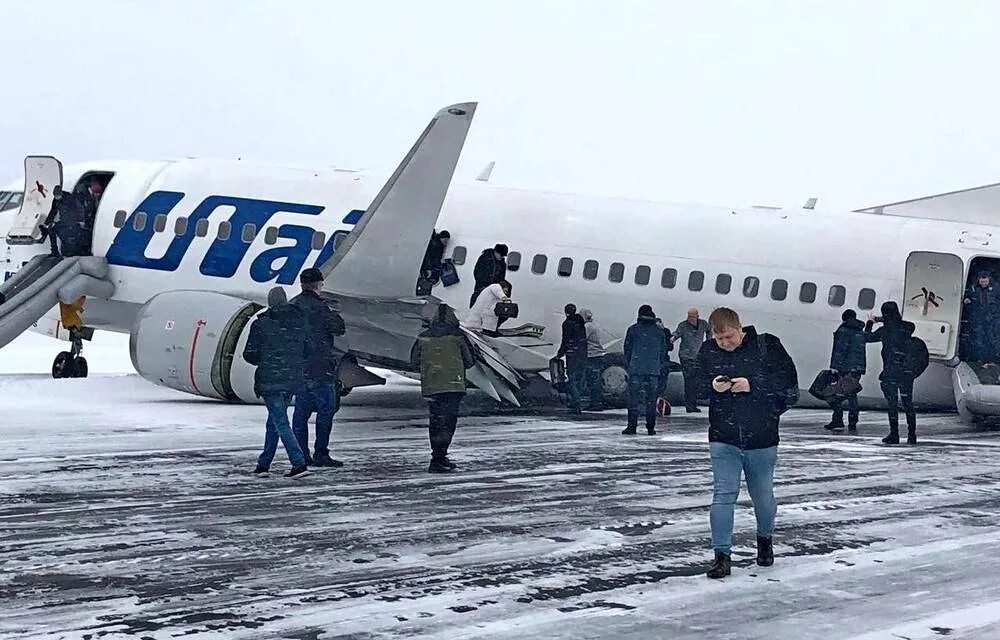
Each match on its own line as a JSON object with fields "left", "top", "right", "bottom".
{"left": 6, "top": 156, "right": 62, "bottom": 245}
{"left": 903, "top": 251, "right": 964, "bottom": 361}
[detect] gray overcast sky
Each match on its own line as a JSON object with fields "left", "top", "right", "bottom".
{"left": 3, "top": 1, "right": 1000, "bottom": 211}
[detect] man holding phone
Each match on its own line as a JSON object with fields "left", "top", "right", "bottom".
{"left": 696, "top": 307, "right": 797, "bottom": 579}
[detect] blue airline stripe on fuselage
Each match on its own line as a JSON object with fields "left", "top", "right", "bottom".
{"left": 105, "top": 192, "right": 363, "bottom": 285}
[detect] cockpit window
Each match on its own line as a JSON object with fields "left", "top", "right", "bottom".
{"left": 0, "top": 191, "right": 24, "bottom": 212}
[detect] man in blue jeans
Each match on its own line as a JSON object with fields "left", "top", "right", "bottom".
{"left": 243, "top": 287, "right": 311, "bottom": 479}
{"left": 696, "top": 307, "right": 797, "bottom": 578}
{"left": 292, "top": 268, "right": 347, "bottom": 468}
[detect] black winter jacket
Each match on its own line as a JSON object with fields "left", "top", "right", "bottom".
{"left": 696, "top": 326, "right": 797, "bottom": 450}
{"left": 865, "top": 318, "right": 916, "bottom": 382}
{"left": 624, "top": 317, "right": 669, "bottom": 377}
{"left": 556, "top": 314, "right": 589, "bottom": 369}
{"left": 830, "top": 318, "right": 867, "bottom": 374}
{"left": 472, "top": 250, "right": 506, "bottom": 293}
{"left": 291, "top": 290, "right": 347, "bottom": 382}
{"left": 243, "top": 303, "right": 309, "bottom": 397}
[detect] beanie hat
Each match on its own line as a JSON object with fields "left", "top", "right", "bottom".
{"left": 638, "top": 304, "right": 655, "bottom": 319}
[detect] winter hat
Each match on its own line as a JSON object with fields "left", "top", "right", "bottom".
{"left": 267, "top": 287, "right": 287, "bottom": 307}
{"left": 842, "top": 309, "right": 857, "bottom": 322}
{"left": 880, "top": 301, "right": 901, "bottom": 321}
{"left": 300, "top": 268, "right": 324, "bottom": 284}
{"left": 579, "top": 308, "right": 593, "bottom": 322}
{"left": 493, "top": 243, "right": 509, "bottom": 256}
{"left": 638, "top": 304, "right": 655, "bottom": 319}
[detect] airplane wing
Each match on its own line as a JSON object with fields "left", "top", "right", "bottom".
{"left": 319, "top": 102, "right": 477, "bottom": 297}
{"left": 855, "top": 181, "right": 1000, "bottom": 225}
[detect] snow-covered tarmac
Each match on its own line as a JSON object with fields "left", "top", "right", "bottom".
{"left": 2, "top": 333, "right": 1000, "bottom": 639}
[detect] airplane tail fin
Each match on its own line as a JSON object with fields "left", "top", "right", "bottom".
{"left": 319, "top": 102, "right": 477, "bottom": 297}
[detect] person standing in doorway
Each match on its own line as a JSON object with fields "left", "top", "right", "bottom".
{"left": 826, "top": 309, "right": 866, "bottom": 433}
{"left": 675, "top": 308, "right": 711, "bottom": 413}
{"left": 963, "top": 270, "right": 1000, "bottom": 363}
{"left": 412, "top": 305, "right": 476, "bottom": 473}
{"left": 696, "top": 307, "right": 797, "bottom": 579}
{"left": 291, "top": 268, "right": 347, "bottom": 468}
{"left": 243, "top": 287, "right": 311, "bottom": 479}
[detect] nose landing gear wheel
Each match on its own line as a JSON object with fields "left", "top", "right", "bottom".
{"left": 52, "top": 352, "right": 77, "bottom": 379}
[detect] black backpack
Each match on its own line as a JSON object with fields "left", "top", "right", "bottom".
{"left": 758, "top": 334, "right": 799, "bottom": 413}
{"left": 907, "top": 336, "right": 930, "bottom": 378}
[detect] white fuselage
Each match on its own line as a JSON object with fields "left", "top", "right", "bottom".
{"left": 7, "top": 158, "right": 996, "bottom": 408}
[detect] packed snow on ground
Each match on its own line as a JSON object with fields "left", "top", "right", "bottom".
{"left": 1, "top": 335, "right": 1000, "bottom": 639}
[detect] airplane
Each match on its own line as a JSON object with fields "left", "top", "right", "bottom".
{"left": 3, "top": 102, "right": 1000, "bottom": 423}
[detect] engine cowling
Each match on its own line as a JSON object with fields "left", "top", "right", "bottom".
{"left": 130, "top": 290, "right": 264, "bottom": 402}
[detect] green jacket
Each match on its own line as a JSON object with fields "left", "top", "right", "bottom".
{"left": 413, "top": 307, "right": 476, "bottom": 397}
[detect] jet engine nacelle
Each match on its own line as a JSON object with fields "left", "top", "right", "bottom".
{"left": 130, "top": 290, "right": 264, "bottom": 402}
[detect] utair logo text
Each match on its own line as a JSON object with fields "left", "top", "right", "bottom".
{"left": 106, "top": 191, "right": 363, "bottom": 285}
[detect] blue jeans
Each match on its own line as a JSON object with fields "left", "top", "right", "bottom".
{"left": 709, "top": 442, "right": 778, "bottom": 554}
{"left": 293, "top": 380, "right": 339, "bottom": 461}
{"left": 566, "top": 365, "right": 587, "bottom": 411}
{"left": 258, "top": 392, "right": 306, "bottom": 468}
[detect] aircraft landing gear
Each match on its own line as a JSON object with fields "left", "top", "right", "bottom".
{"left": 52, "top": 328, "right": 89, "bottom": 379}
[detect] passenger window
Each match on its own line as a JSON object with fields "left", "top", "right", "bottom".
{"left": 132, "top": 212, "right": 147, "bottom": 231}
{"left": 218, "top": 221, "right": 232, "bottom": 241}
{"left": 661, "top": 268, "right": 677, "bottom": 289}
{"left": 242, "top": 223, "right": 257, "bottom": 243}
{"left": 635, "top": 265, "right": 651, "bottom": 285}
{"left": 153, "top": 214, "right": 168, "bottom": 233}
{"left": 743, "top": 276, "right": 760, "bottom": 298}
{"left": 264, "top": 227, "right": 278, "bottom": 245}
{"left": 532, "top": 254, "right": 548, "bottom": 274}
{"left": 195, "top": 219, "right": 210, "bottom": 238}
{"left": 688, "top": 270, "right": 704, "bottom": 292}
{"left": 858, "top": 288, "right": 877, "bottom": 310}
{"left": 800, "top": 282, "right": 817, "bottom": 304}
{"left": 609, "top": 262, "right": 625, "bottom": 283}
{"left": 771, "top": 279, "right": 788, "bottom": 301}
{"left": 507, "top": 251, "right": 522, "bottom": 272}
{"left": 311, "top": 231, "right": 326, "bottom": 251}
{"left": 583, "top": 260, "right": 599, "bottom": 280}
{"left": 113, "top": 210, "right": 127, "bottom": 228}
{"left": 558, "top": 257, "right": 573, "bottom": 277}
{"left": 716, "top": 273, "right": 732, "bottom": 295}
{"left": 828, "top": 285, "right": 846, "bottom": 307}
{"left": 174, "top": 217, "right": 188, "bottom": 236}
{"left": 452, "top": 246, "right": 467, "bottom": 265}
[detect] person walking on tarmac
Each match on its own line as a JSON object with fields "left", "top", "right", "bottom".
{"left": 674, "top": 308, "right": 711, "bottom": 413}
{"left": 243, "top": 287, "right": 311, "bottom": 479}
{"left": 412, "top": 305, "right": 476, "bottom": 473}
{"left": 470, "top": 244, "right": 508, "bottom": 306}
{"left": 623, "top": 305, "right": 669, "bottom": 435}
{"left": 826, "top": 309, "right": 866, "bottom": 433}
{"left": 963, "top": 270, "right": 1000, "bottom": 362}
{"left": 696, "top": 307, "right": 798, "bottom": 579}
{"left": 866, "top": 301, "right": 919, "bottom": 445}
{"left": 579, "top": 308, "right": 607, "bottom": 409}
{"left": 291, "top": 268, "right": 347, "bottom": 468}
{"left": 555, "top": 304, "right": 589, "bottom": 415}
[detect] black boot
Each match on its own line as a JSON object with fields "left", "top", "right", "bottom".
{"left": 882, "top": 416, "right": 900, "bottom": 445}
{"left": 706, "top": 552, "right": 731, "bottom": 579}
{"left": 646, "top": 424, "right": 656, "bottom": 435}
{"left": 622, "top": 426, "right": 637, "bottom": 435}
{"left": 428, "top": 458, "right": 453, "bottom": 473}
{"left": 756, "top": 536, "right": 774, "bottom": 567}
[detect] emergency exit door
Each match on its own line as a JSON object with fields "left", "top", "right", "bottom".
{"left": 903, "top": 251, "right": 964, "bottom": 359}
{"left": 6, "top": 156, "right": 62, "bottom": 245}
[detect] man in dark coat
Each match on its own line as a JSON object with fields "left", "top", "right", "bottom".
{"left": 826, "top": 309, "right": 867, "bottom": 432}
{"left": 470, "top": 243, "right": 508, "bottom": 306}
{"left": 41, "top": 186, "right": 87, "bottom": 257}
{"left": 963, "top": 270, "right": 1000, "bottom": 362}
{"left": 420, "top": 230, "right": 450, "bottom": 284}
{"left": 555, "top": 303, "right": 589, "bottom": 414}
{"left": 866, "top": 301, "right": 918, "bottom": 445}
{"left": 622, "top": 305, "right": 669, "bottom": 435}
{"left": 291, "top": 268, "right": 347, "bottom": 468}
{"left": 696, "top": 307, "right": 797, "bottom": 579}
{"left": 243, "top": 287, "right": 310, "bottom": 479}
{"left": 412, "top": 305, "right": 476, "bottom": 473}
